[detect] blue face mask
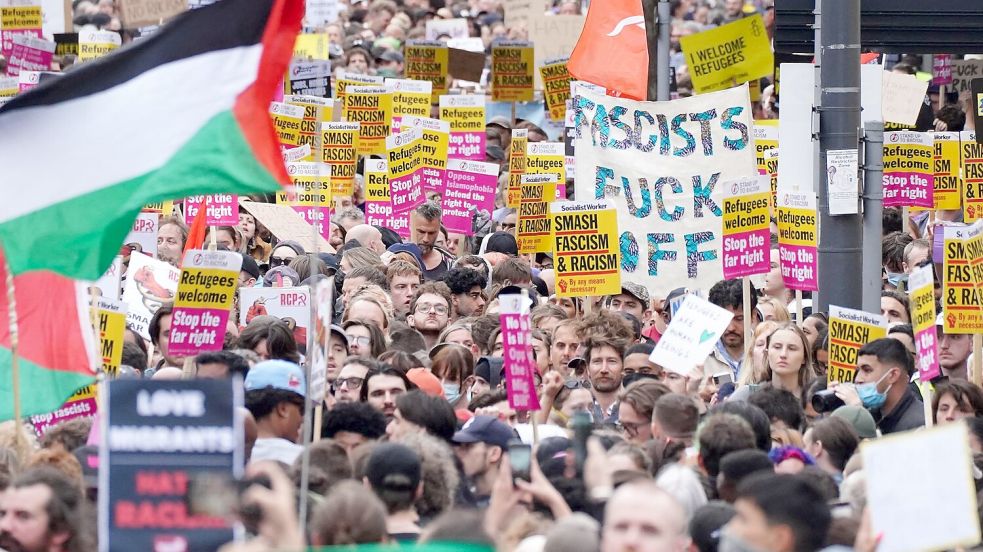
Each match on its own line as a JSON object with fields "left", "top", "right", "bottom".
{"left": 857, "top": 370, "right": 894, "bottom": 410}
{"left": 443, "top": 382, "right": 461, "bottom": 405}
{"left": 886, "top": 271, "right": 907, "bottom": 288}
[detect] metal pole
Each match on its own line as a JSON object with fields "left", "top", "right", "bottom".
{"left": 861, "top": 122, "right": 884, "bottom": 313}
{"left": 656, "top": 0, "right": 671, "bottom": 101}
{"left": 642, "top": 0, "right": 658, "bottom": 101}
{"left": 816, "top": 0, "right": 863, "bottom": 312}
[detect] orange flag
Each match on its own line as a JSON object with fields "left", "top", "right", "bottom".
{"left": 183, "top": 204, "right": 208, "bottom": 255}
{"left": 567, "top": 0, "right": 649, "bottom": 100}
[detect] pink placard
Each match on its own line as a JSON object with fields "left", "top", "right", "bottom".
{"left": 442, "top": 159, "right": 499, "bottom": 236}
{"left": 365, "top": 201, "right": 410, "bottom": 238}
{"left": 1, "top": 29, "right": 40, "bottom": 61}
{"left": 30, "top": 396, "right": 97, "bottom": 437}
{"left": 499, "top": 296, "right": 541, "bottom": 412}
{"left": 448, "top": 132, "right": 486, "bottom": 161}
{"left": 883, "top": 171, "right": 934, "bottom": 208}
{"left": 184, "top": 194, "right": 240, "bottom": 226}
{"left": 723, "top": 228, "right": 769, "bottom": 279}
{"left": 916, "top": 324, "right": 941, "bottom": 381}
{"left": 168, "top": 307, "right": 231, "bottom": 356}
{"left": 779, "top": 244, "right": 818, "bottom": 292}
{"left": 932, "top": 54, "right": 952, "bottom": 86}
{"left": 7, "top": 35, "right": 53, "bottom": 77}
{"left": 293, "top": 206, "right": 332, "bottom": 240}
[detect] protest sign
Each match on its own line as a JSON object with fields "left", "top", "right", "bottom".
{"left": 881, "top": 71, "right": 929, "bottom": 127}
{"left": 447, "top": 46, "right": 485, "bottom": 82}
{"left": 6, "top": 34, "right": 53, "bottom": 77}
{"left": 517, "top": 174, "right": 557, "bottom": 254}
{"left": 863, "top": 423, "right": 981, "bottom": 552}
{"left": 491, "top": 40, "right": 535, "bottom": 102}
{"left": 238, "top": 200, "right": 332, "bottom": 253}
{"left": 827, "top": 305, "right": 888, "bottom": 383}
{"left": 680, "top": 14, "right": 772, "bottom": 94}
{"left": 824, "top": 148, "right": 858, "bottom": 215}
{"left": 285, "top": 59, "right": 331, "bottom": 98}
{"left": 270, "top": 101, "right": 305, "bottom": 147}
{"left": 0, "top": 75, "right": 15, "bottom": 106}
{"left": 443, "top": 159, "right": 498, "bottom": 235}
{"left": 776, "top": 191, "right": 818, "bottom": 291}
{"left": 908, "top": 264, "right": 940, "bottom": 382}
{"left": 30, "top": 384, "right": 96, "bottom": 437}
{"left": 403, "top": 41, "right": 448, "bottom": 101}
{"left": 183, "top": 194, "right": 238, "bottom": 226}
{"left": 527, "top": 14, "right": 584, "bottom": 90}
{"left": 943, "top": 225, "right": 983, "bottom": 334}
{"left": 526, "top": 141, "right": 566, "bottom": 199}
{"left": 721, "top": 176, "right": 770, "bottom": 279}
{"left": 933, "top": 54, "right": 953, "bottom": 86}
{"left": 386, "top": 127, "right": 425, "bottom": 214}
{"left": 503, "top": 0, "right": 535, "bottom": 29}
{"left": 425, "top": 18, "right": 468, "bottom": 40}
{"left": 752, "top": 120, "right": 778, "bottom": 175}
{"left": 92, "top": 256, "right": 124, "bottom": 300}
{"left": 99, "top": 378, "right": 242, "bottom": 552}
{"left": 293, "top": 33, "right": 329, "bottom": 60}
{"left": 386, "top": 78, "right": 432, "bottom": 124}
{"left": 573, "top": 85, "right": 756, "bottom": 292}
{"left": 551, "top": 200, "right": 620, "bottom": 297}
{"left": 123, "top": 252, "right": 179, "bottom": 339}
{"left": 1, "top": 5, "right": 41, "bottom": 59}
{"left": 401, "top": 115, "right": 450, "bottom": 195}
{"left": 440, "top": 94, "right": 486, "bottom": 160}
{"left": 950, "top": 59, "right": 983, "bottom": 94}
{"left": 282, "top": 143, "right": 313, "bottom": 162}
{"left": 498, "top": 293, "right": 541, "bottom": 411}
{"left": 333, "top": 71, "right": 383, "bottom": 107}
{"left": 541, "top": 58, "right": 571, "bottom": 122}
{"left": 168, "top": 250, "right": 240, "bottom": 357}
{"left": 962, "top": 131, "right": 983, "bottom": 222}
{"left": 343, "top": 85, "right": 392, "bottom": 155}
{"left": 54, "top": 32, "right": 78, "bottom": 56}
{"left": 78, "top": 29, "right": 120, "bottom": 61}
{"left": 240, "top": 287, "right": 310, "bottom": 350}
{"left": 142, "top": 200, "right": 174, "bottom": 216}
{"left": 364, "top": 158, "right": 408, "bottom": 237}
{"left": 117, "top": 0, "right": 185, "bottom": 27}
{"left": 285, "top": 95, "right": 334, "bottom": 150}
{"left": 282, "top": 161, "right": 330, "bottom": 239}
{"left": 882, "top": 131, "right": 934, "bottom": 208}
{"left": 321, "top": 121, "right": 359, "bottom": 198}
{"left": 507, "top": 128, "right": 528, "bottom": 208}
{"left": 934, "top": 132, "right": 962, "bottom": 210}
{"left": 650, "top": 294, "right": 734, "bottom": 372}
{"left": 124, "top": 212, "right": 158, "bottom": 258}
{"left": 305, "top": 0, "right": 340, "bottom": 27}
{"left": 95, "top": 296, "right": 127, "bottom": 376}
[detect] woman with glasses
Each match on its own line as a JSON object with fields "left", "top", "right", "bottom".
{"left": 267, "top": 240, "right": 305, "bottom": 271}
{"left": 342, "top": 319, "right": 386, "bottom": 358}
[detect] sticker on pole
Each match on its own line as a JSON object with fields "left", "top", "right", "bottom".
{"left": 650, "top": 295, "right": 733, "bottom": 373}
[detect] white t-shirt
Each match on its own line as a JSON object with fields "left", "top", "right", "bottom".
{"left": 250, "top": 437, "right": 303, "bottom": 465}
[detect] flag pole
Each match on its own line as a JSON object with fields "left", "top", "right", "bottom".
{"left": 5, "top": 258, "right": 24, "bottom": 449}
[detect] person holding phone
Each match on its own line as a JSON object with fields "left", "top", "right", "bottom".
{"left": 451, "top": 415, "right": 515, "bottom": 507}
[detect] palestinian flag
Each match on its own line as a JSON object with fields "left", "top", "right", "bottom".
{"left": 0, "top": 0, "right": 301, "bottom": 281}
{"left": 0, "top": 248, "right": 98, "bottom": 421}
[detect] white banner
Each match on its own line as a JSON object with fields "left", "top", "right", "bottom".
{"left": 573, "top": 84, "right": 756, "bottom": 292}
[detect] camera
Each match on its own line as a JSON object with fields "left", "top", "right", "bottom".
{"left": 811, "top": 389, "right": 845, "bottom": 413}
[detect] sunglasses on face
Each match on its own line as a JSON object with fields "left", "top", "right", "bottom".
{"left": 269, "top": 256, "right": 289, "bottom": 267}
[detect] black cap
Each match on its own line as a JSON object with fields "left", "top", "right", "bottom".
{"left": 486, "top": 231, "right": 518, "bottom": 256}
{"left": 690, "top": 501, "right": 736, "bottom": 552}
{"left": 475, "top": 356, "right": 504, "bottom": 388}
{"left": 452, "top": 415, "right": 515, "bottom": 449}
{"left": 365, "top": 443, "right": 421, "bottom": 491}
{"left": 240, "top": 255, "right": 261, "bottom": 280}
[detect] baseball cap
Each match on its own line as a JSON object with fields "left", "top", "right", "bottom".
{"left": 487, "top": 116, "right": 512, "bottom": 129}
{"left": 377, "top": 49, "right": 404, "bottom": 64}
{"left": 620, "top": 281, "right": 650, "bottom": 304}
{"left": 240, "top": 255, "right": 261, "bottom": 280}
{"left": 486, "top": 231, "right": 518, "bottom": 256}
{"left": 365, "top": 443, "right": 422, "bottom": 491}
{"left": 452, "top": 415, "right": 515, "bottom": 449}
{"left": 244, "top": 359, "right": 306, "bottom": 397}
{"left": 831, "top": 405, "right": 878, "bottom": 439}
{"left": 388, "top": 243, "right": 426, "bottom": 270}
{"left": 330, "top": 324, "right": 349, "bottom": 349}
{"left": 407, "top": 368, "right": 445, "bottom": 398}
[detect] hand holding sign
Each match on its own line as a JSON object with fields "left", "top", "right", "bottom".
{"left": 650, "top": 295, "right": 733, "bottom": 374}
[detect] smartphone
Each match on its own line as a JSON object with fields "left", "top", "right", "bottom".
{"left": 571, "top": 411, "right": 592, "bottom": 475}
{"left": 509, "top": 442, "right": 532, "bottom": 482}
{"left": 712, "top": 372, "right": 734, "bottom": 385}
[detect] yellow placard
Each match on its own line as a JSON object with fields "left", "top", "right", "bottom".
{"left": 526, "top": 141, "right": 565, "bottom": 199}
{"left": 551, "top": 202, "right": 620, "bottom": 297}
{"left": 78, "top": 30, "right": 120, "bottom": 61}
{"left": 492, "top": 41, "right": 535, "bottom": 102}
{"left": 284, "top": 161, "right": 329, "bottom": 207}
{"left": 174, "top": 268, "right": 238, "bottom": 310}
{"left": 961, "top": 131, "right": 983, "bottom": 222}
{"left": 934, "top": 132, "right": 962, "bottom": 210}
{"left": 681, "top": 14, "right": 773, "bottom": 94}
{"left": 365, "top": 159, "right": 390, "bottom": 203}
{"left": 753, "top": 120, "right": 778, "bottom": 175}
{"left": 776, "top": 206, "right": 817, "bottom": 248}
{"left": 293, "top": 33, "right": 329, "bottom": 60}
{"left": 142, "top": 201, "right": 174, "bottom": 215}
{"left": 540, "top": 58, "right": 571, "bottom": 122}
{"left": 404, "top": 41, "right": 449, "bottom": 101}
{"left": 517, "top": 174, "right": 557, "bottom": 254}
{"left": 943, "top": 226, "right": 983, "bottom": 334}
{"left": 507, "top": 129, "right": 528, "bottom": 208}
{"left": 334, "top": 71, "right": 384, "bottom": 108}
{"left": 388, "top": 78, "right": 433, "bottom": 121}
{"left": 765, "top": 148, "right": 779, "bottom": 212}
{"left": 270, "top": 101, "right": 306, "bottom": 147}
{"left": 321, "top": 122, "right": 360, "bottom": 198}
{"left": 1, "top": 6, "right": 41, "bottom": 30}
{"left": 343, "top": 85, "right": 393, "bottom": 155}
{"left": 285, "top": 95, "right": 334, "bottom": 150}
{"left": 97, "top": 308, "right": 126, "bottom": 376}
{"left": 401, "top": 116, "right": 449, "bottom": 192}
{"left": 827, "top": 306, "right": 888, "bottom": 384}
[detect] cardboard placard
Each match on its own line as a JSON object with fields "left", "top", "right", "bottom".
{"left": 238, "top": 200, "right": 332, "bottom": 253}
{"left": 650, "top": 294, "right": 734, "bottom": 373}
{"left": 447, "top": 47, "right": 486, "bottom": 83}
{"left": 881, "top": 71, "right": 929, "bottom": 127}
{"left": 117, "top": 0, "right": 186, "bottom": 28}
{"left": 680, "top": 14, "right": 773, "bottom": 94}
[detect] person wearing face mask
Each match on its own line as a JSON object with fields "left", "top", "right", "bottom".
{"left": 429, "top": 343, "right": 476, "bottom": 410}
{"left": 831, "top": 338, "right": 924, "bottom": 435}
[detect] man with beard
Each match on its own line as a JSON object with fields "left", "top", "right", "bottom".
{"left": 407, "top": 282, "right": 454, "bottom": 350}
{"left": 585, "top": 336, "right": 630, "bottom": 424}
{"left": 443, "top": 268, "right": 487, "bottom": 319}
{"left": 0, "top": 467, "right": 90, "bottom": 552}
{"left": 704, "top": 279, "right": 758, "bottom": 380}
{"left": 410, "top": 202, "right": 453, "bottom": 280}
{"left": 360, "top": 366, "right": 416, "bottom": 421}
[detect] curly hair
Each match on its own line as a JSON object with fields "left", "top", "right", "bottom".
{"left": 393, "top": 432, "right": 460, "bottom": 521}
{"left": 709, "top": 278, "right": 758, "bottom": 312}
{"left": 322, "top": 401, "right": 388, "bottom": 440}
{"left": 442, "top": 267, "right": 487, "bottom": 295}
